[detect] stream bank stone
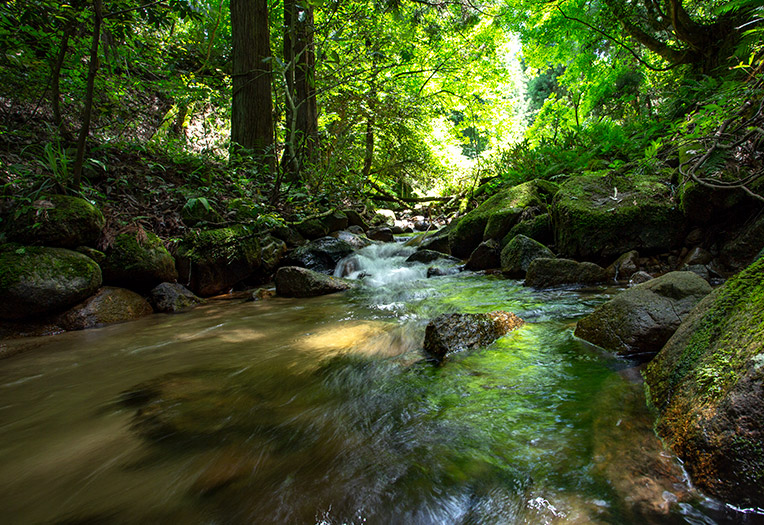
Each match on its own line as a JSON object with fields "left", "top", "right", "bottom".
{"left": 500, "top": 234, "right": 555, "bottom": 278}
{"left": 56, "top": 286, "right": 153, "bottom": 331}
{"left": 6, "top": 194, "right": 105, "bottom": 248}
{"left": 149, "top": 282, "right": 205, "bottom": 313}
{"left": 423, "top": 311, "right": 524, "bottom": 363}
{"left": 282, "top": 236, "right": 356, "bottom": 274}
{"left": 524, "top": 258, "right": 607, "bottom": 288}
{"left": 275, "top": 266, "right": 356, "bottom": 297}
{"left": 0, "top": 246, "right": 102, "bottom": 320}
{"left": 644, "top": 257, "right": 764, "bottom": 507}
{"left": 575, "top": 271, "right": 712, "bottom": 359}
{"left": 102, "top": 231, "right": 177, "bottom": 292}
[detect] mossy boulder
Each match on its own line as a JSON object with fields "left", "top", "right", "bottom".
{"left": 644, "top": 257, "right": 764, "bottom": 507}
{"left": 464, "top": 239, "right": 501, "bottom": 270}
{"left": 575, "top": 271, "right": 712, "bottom": 359}
{"left": 7, "top": 194, "right": 105, "bottom": 248}
{"left": 0, "top": 246, "right": 102, "bottom": 320}
{"left": 321, "top": 210, "right": 349, "bottom": 233}
{"left": 500, "top": 234, "right": 555, "bottom": 278}
{"left": 717, "top": 213, "right": 764, "bottom": 276}
{"left": 56, "top": 286, "right": 153, "bottom": 331}
{"left": 423, "top": 311, "right": 524, "bottom": 364}
{"left": 102, "top": 231, "right": 178, "bottom": 292}
{"left": 449, "top": 180, "right": 554, "bottom": 258}
{"left": 502, "top": 213, "right": 552, "bottom": 247}
{"left": 524, "top": 258, "right": 607, "bottom": 288}
{"left": 282, "top": 236, "right": 356, "bottom": 274}
{"left": 175, "top": 225, "right": 261, "bottom": 296}
{"left": 678, "top": 180, "right": 748, "bottom": 225}
{"left": 551, "top": 173, "right": 685, "bottom": 260}
{"left": 294, "top": 218, "right": 330, "bottom": 240}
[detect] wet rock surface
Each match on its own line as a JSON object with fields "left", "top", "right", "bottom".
{"left": 524, "top": 258, "right": 607, "bottom": 288}
{"left": 575, "top": 271, "right": 712, "bottom": 359}
{"left": 149, "top": 282, "right": 205, "bottom": 313}
{"left": 500, "top": 234, "right": 555, "bottom": 278}
{"left": 282, "top": 236, "right": 356, "bottom": 274}
{"left": 6, "top": 194, "right": 105, "bottom": 248}
{"left": 423, "top": 311, "right": 524, "bottom": 363}
{"left": 102, "top": 231, "right": 177, "bottom": 292}
{"left": 275, "top": 266, "right": 357, "bottom": 297}
{"left": 464, "top": 239, "right": 501, "bottom": 270}
{"left": 56, "top": 286, "right": 154, "bottom": 331}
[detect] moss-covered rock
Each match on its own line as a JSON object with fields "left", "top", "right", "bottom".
{"left": 423, "top": 311, "right": 524, "bottom": 364}
{"left": 56, "top": 286, "right": 153, "bottom": 331}
{"left": 575, "top": 271, "right": 712, "bottom": 359}
{"left": 464, "top": 239, "right": 501, "bottom": 270}
{"left": 275, "top": 266, "right": 356, "bottom": 297}
{"left": 102, "top": 231, "right": 178, "bottom": 292}
{"left": 149, "top": 282, "right": 205, "bottom": 313}
{"left": 282, "top": 236, "right": 356, "bottom": 275}
{"left": 551, "top": 173, "right": 685, "bottom": 260}
{"left": 524, "top": 258, "right": 607, "bottom": 288}
{"left": 643, "top": 257, "right": 764, "bottom": 507}
{"left": 502, "top": 213, "right": 552, "bottom": 247}
{"left": 175, "top": 225, "right": 261, "bottom": 296}
{"left": 500, "top": 234, "right": 555, "bottom": 278}
{"left": 449, "top": 180, "right": 554, "bottom": 258}
{"left": 717, "top": 213, "right": 764, "bottom": 275}
{"left": 0, "top": 246, "right": 102, "bottom": 320}
{"left": 321, "top": 210, "right": 348, "bottom": 233}
{"left": 677, "top": 181, "right": 746, "bottom": 224}
{"left": 294, "top": 218, "right": 330, "bottom": 240}
{"left": 7, "top": 194, "right": 105, "bottom": 248}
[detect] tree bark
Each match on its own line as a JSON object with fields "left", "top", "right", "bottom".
{"left": 230, "top": 0, "right": 275, "bottom": 172}
{"left": 51, "top": 22, "right": 75, "bottom": 143}
{"left": 72, "top": 0, "right": 102, "bottom": 192}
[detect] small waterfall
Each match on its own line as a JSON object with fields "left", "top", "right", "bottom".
{"left": 334, "top": 243, "right": 428, "bottom": 287}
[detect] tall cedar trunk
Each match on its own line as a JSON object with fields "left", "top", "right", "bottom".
{"left": 72, "top": 0, "right": 102, "bottom": 192}
{"left": 230, "top": 0, "right": 275, "bottom": 172}
{"left": 282, "top": 0, "right": 318, "bottom": 181}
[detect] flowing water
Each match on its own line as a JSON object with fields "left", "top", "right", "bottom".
{"left": 0, "top": 243, "right": 756, "bottom": 524}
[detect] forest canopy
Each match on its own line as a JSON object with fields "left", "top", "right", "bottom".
{"left": 1, "top": 0, "right": 763, "bottom": 216}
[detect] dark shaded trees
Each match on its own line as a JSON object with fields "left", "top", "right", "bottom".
{"left": 230, "top": 0, "right": 275, "bottom": 171}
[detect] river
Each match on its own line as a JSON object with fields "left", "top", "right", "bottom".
{"left": 0, "top": 243, "right": 754, "bottom": 524}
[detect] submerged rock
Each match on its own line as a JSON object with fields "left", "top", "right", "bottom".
{"left": 0, "top": 246, "right": 102, "bottom": 320}
{"left": 6, "top": 194, "right": 105, "bottom": 248}
{"left": 56, "top": 286, "right": 153, "bottom": 330}
{"left": 575, "top": 271, "right": 712, "bottom": 359}
{"left": 524, "top": 258, "right": 607, "bottom": 288}
{"left": 275, "top": 266, "right": 356, "bottom": 297}
{"left": 423, "top": 311, "right": 524, "bottom": 363}
{"left": 102, "top": 231, "right": 178, "bottom": 292}
{"left": 500, "top": 234, "right": 555, "bottom": 278}
{"left": 644, "top": 257, "right": 764, "bottom": 507}
{"left": 149, "top": 282, "right": 205, "bottom": 313}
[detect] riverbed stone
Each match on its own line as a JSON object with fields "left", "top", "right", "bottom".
{"left": 330, "top": 230, "right": 373, "bottom": 250}
{"left": 294, "top": 218, "right": 330, "bottom": 240}
{"left": 149, "top": 282, "right": 205, "bottom": 313}
{"left": 643, "top": 257, "right": 764, "bottom": 507}
{"left": 175, "top": 225, "right": 261, "bottom": 296}
{"left": 406, "top": 249, "right": 459, "bottom": 264}
{"left": 605, "top": 250, "right": 640, "bottom": 282}
{"left": 366, "top": 226, "right": 394, "bottom": 242}
{"left": 551, "top": 173, "right": 685, "bottom": 260}
{"left": 464, "top": 239, "right": 501, "bottom": 270}
{"left": 56, "top": 286, "right": 153, "bottom": 331}
{"left": 524, "top": 258, "right": 607, "bottom": 288}
{"left": 275, "top": 266, "right": 356, "bottom": 298}
{"left": 282, "top": 236, "right": 356, "bottom": 274}
{"left": 0, "top": 246, "right": 102, "bottom": 320}
{"left": 502, "top": 212, "right": 553, "bottom": 247}
{"left": 419, "top": 225, "right": 453, "bottom": 254}
{"left": 343, "top": 209, "right": 369, "bottom": 231}
{"left": 575, "top": 271, "right": 712, "bottom": 359}
{"left": 423, "top": 311, "right": 524, "bottom": 363}
{"left": 372, "top": 208, "right": 396, "bottom": 227}
{"left": 102, "top": 231, "right": 178, "bottom": 292}
{"left": 6, "top": 194, "right": 105, "bottom": 248}
{"left": 500, "top": 234, "right": 555, "bottom": 278}
{"left": 449, "top": 180, "right": 554, "bottom": 258}
{"left": 322, "top": 210, "right": 348, "bottom": 233}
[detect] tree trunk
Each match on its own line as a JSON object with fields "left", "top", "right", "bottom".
{"left": 282, "top": 0, "right": 318, "bottom": 181}
{"left": 51, "top": 22, "right": 75, "bottom": 143}
{"left": 230, "top": 0, "right": 275, "bottom": 172}
{"left": 72, "top": 0, "right": 102, "bottom": 192}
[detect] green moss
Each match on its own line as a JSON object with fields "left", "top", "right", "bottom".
{"left": 176, "top": 225, "right": 260, "bottom": 266}
{"left": 9, "top": 194, "right": 105, "bottom": 247}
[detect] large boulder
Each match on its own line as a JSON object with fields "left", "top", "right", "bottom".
{"left": 149, "top": 282, "right": 205, "bottom": 313}
{"left": 102, "top": 231, "right": 177, "bottom": 292}
{"left": 716, "top": 213, "right": 764, "bottom": 275}
{"left": 643, "top": 257, "right": 764, "bottom": 507}
{"left": 502, "top": 213, "right": 553, "bottom": 247}
{"left": 321, "top": 210, "right": 349, "bottom": 233}
{"left": 419, "top": 225, "right": 453, "bottom": 254}
{"left": 423, "top": 311, "right": 524, "bottom": 363}
{"left": 575, "top": 271, "right": 712, "bottom": 359}
{"left": 56, "top": 286, "right": 153, "bottom": 331}
{"left": 175, "top": 225, "right": 261, "bottom": 296}
{"left": 343, "top": 209, "right": 369, "bottom": 231}
{"left": 551, "top": 173, "right": 685, "bottom": 260}
{"left": 0, "top": 246, "right": 102, "bottom": 320}
{"left": 6, "top": 194, "right": 105, "bottom": 248}
{"left": 294, "top": 218, "right": 330, "bottom": 240}
{"left": 330, "top": 230, "right": 373, "bottom": 250}
{"left": 500, "top": 234, "right": 555, "bottom": 278}
{"left": 282, "top": 236, "right": 356, "bottom": 274}
{"left": 524, "top": 258, "right": 607, "bottom": 288}
{"left": 464, "top": 239, "right": 501, "bottom": 270}
{"left": 449, "top": 180, "right": 555, "bottom": 258}
{"left": 366, "top": 226, "right": 394, "bottom": 242}
{"left": 275, "top": 266, "right": 356, "bottom": 298}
